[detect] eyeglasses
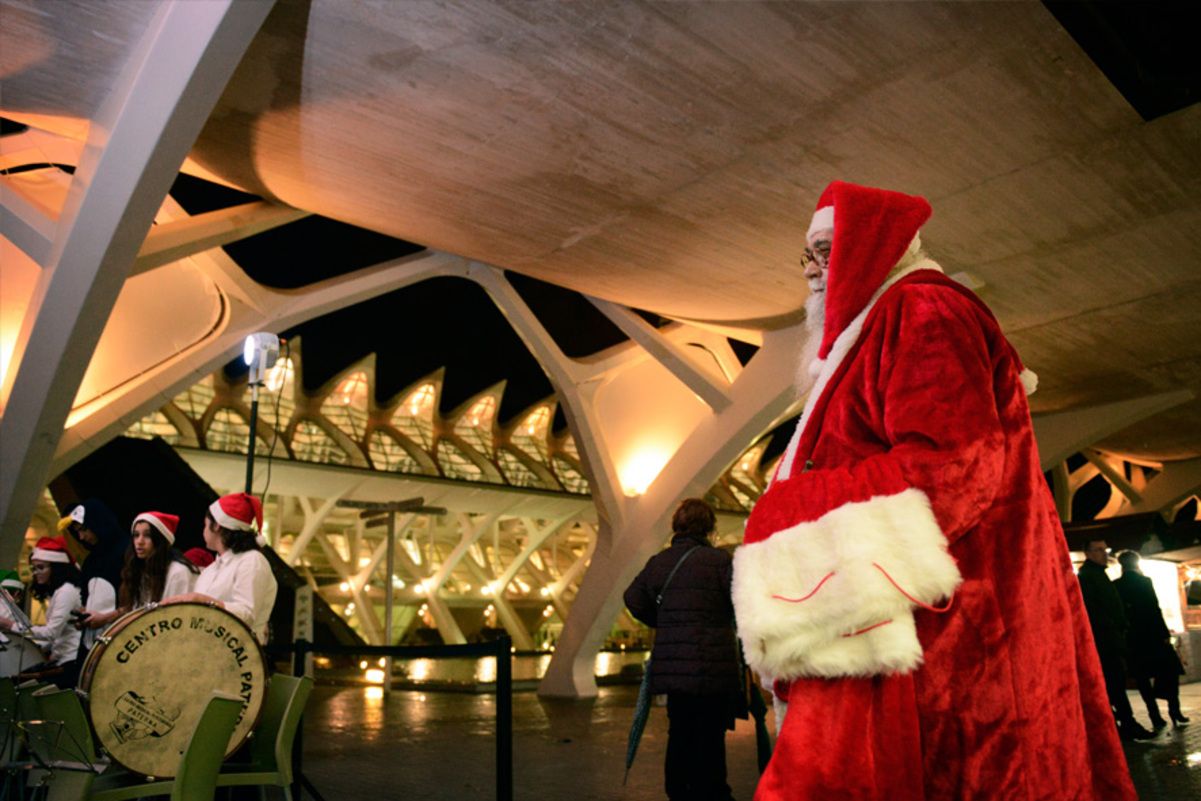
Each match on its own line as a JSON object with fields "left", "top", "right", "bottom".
{"left": 29, "top": 564, "right": 52, "bottom": 573}
{"left": 800, "top": 244, "right": 831, "bottom": 271}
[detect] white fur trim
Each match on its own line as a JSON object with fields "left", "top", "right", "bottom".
{"left": 1019, "top": 368, "right": 1038, "bottom": 396}
{"left": 31, "top": 548, "right": 70, "bottom": 564}
{"left": 132, "top": 512, "right": 175, "bottom": 545}
{"left": 776, "top": 259, "right": 943, "bottom": 483}
{"left": 209, "top": 499, "right": 255, "bottom": 532}
{"left": 807, "top": 205, "right": 834, "bottom": 239}
{"left": 733, "top": 488, "right": 960, "bottom": 680}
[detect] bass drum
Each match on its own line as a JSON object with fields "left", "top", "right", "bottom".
{"left": 0, "top": 631, "right": 45, "bottom": 677}
{"left": 78, "top": 602, "right": 267, "bottom": 777}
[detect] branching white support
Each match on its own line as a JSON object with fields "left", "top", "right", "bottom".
{"left": 0, "top": 0, "right": 277, "bottom": 555}
{"left": 1032, "top": 390, "right": 1194, "bottom": 471}
{"left": 539, "top": 318, "right": 805, "bottom": 697}
{"left": 431, "top": 513, "right": 499, "bottom": 590}
{"left": 0, "top": 178, "right": 56, "bottom": 266}
{"left": 1083, "top": 450, "right": 1142, "bottom": 506}
{"left": 467, "top": 262, "right": 627, "bottom": 530}
{"left": 132, "top": 201, "right": 309, "bottom": 276}
{"left": 1051, "top": 462, "right": 1072, "bottom": 523}
{"left": 288, "top": 491, "right": 353, "bottom": 566}
{"left": 1126, "top": 458, "right": 1201, "bottom": 517}
{"left": 587, "top": 297, "right": 733, "bottom": 412}
{"left": 50, "top": 250, "right": 468, "bottom": 480}
{"left": 460, "top": 548, "right": 534, "bottom": 649}
{"left": 494, "top": 516, "right": 575, "bottom": 591}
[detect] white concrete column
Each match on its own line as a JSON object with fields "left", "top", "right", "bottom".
{"left": 0, "top": 0, "right": 277, "bottom": 555}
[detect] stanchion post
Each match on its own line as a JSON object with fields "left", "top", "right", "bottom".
{"left": 496, "top": 635, "right": 513, "bottom": 801}
{"left": 292, "top": 639, "right": 308, "bottom": 799}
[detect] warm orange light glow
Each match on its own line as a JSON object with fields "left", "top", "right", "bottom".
{"left": 620, "top": 445, "right": 673, "bottom": 496}
{"left": 365, "top": 668, "right": 386, "bottom": 684}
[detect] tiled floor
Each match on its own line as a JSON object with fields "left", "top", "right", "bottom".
{"left": 300, "top": 681, "right": 1201, "bottom": 800}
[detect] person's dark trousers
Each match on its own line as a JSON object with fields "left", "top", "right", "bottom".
{"left": 1133, "top": 673, "right": 1166, "bottom": 726}
{"left": 1097, "top": 649, "right": 1137, "bottom": 727}
{"left": 665, "top": 693, "right": 735, "bottom": 801}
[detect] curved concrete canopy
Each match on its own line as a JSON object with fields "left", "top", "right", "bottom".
{"left": 2, "top": 0, "right": 1199, "bottom": 460}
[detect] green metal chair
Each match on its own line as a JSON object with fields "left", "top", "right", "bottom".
{"left": 23, "top": 686, "right": 111, "bottom": 801}
{"left": 89, "top": 692, "right": 243, "bottom": 801}
{"left": 216, "top": 674, "right": 314, "bottom": 801}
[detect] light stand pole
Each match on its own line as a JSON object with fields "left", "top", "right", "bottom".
{"left": 245, "top": 380, "right": 262, "bottom": 494}
{"left": 241, "top": 332, "right": 280, "bottom": 496}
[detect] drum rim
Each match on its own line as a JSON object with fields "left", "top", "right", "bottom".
{"left": 77, "top": 601, "right": 269, "bottom": 777}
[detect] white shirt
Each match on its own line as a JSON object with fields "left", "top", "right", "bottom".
{"left": 194, "top": 548, "right": 277, "bottom": 644}
{"left": 29, "top": 583, "right": 82, "bottom": 665}
{"left": 136, "top": 560, "right": 197, "bottom": 608}
{"left": 81, "top": 577, "right": 116, "bottom": 652}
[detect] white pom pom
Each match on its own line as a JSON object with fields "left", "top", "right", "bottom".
{"left": 808, "top": 358, "right": 825, "bottom": 378}
{"left": 1019, "top": 368, "right": 1038, "bottom": 396}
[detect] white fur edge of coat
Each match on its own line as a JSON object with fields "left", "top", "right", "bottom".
{"left": 733, "top": 487, "right": 961, "bottom": 680}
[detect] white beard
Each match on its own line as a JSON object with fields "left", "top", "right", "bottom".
{"left": 796, "top": 290, "right": 825, "bottom": 394}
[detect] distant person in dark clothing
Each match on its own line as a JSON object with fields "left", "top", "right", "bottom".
{"left": 1078, "top": 539, "right": 1155, "bottom": 740}
{"left": 625, "top": 498, "right": 740, "bottom": 801}
{"left": 1114, "top": 550, "right": 1188, "bottom": 728}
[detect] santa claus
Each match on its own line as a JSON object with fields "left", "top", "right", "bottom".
{"left": 733, "top": 181, "right": 1136, "bottom": 800}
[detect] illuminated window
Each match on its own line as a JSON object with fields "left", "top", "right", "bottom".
{"left": 497, "top": 449, "right": 541, "bottom": 488}
{"left": 257, "top": 357, "right": 296, "bottom": 431}
{"left": 394, "top": 383, "right": 435, "bottom": 449}
{"left": 454, "top": 396, "right": 496, "bottom": 458}
{"left": 292, "top": 420, "right": 350, "bottom": 465}
{"left": 368, "top": 430, "right": 420, "bottom": 473}
{"left": 322, "top": 371, "right": 369, "bottom": 441}
{"left": 552, "top": 457, "right": 589, "bottom": 494}
{"left": 207, "top": 408, "right": 270, "bottom": 455}
{"left": 436, "top": 440, "right": 484, "bottom": 482}
{"left": 512, "top": 405, "right": 550, "bottom": 462}
{"left": 172, "top": 375, "right": 214, "bottom": 421}
{"left": 125, "top": 410, "right": 181, "bottom": 444}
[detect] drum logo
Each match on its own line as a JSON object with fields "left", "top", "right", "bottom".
{"left": 110, "top": 690, "right": 181, "bottom": 743}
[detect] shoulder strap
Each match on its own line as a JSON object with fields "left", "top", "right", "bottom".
{"left": 656, "top": 545, "right": 700, "bottom": 607}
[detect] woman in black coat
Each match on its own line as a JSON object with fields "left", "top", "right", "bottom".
{"left": 624, "top": 498, "right": 740, "bottom": 801}
{"left": 1114, "top": 550, "right": 1188, "bottom": 728}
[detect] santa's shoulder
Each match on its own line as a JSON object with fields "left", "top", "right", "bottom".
{"left": 876, "top": 273, "right": 999, "bottom": 332}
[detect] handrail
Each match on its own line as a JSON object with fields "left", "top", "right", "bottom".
{"left": 274, "top": 636, "right": 513, "bottom": 801}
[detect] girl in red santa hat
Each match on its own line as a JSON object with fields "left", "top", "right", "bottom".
{"left": 164, "top": 493, "right": 278, "bottom": 644}
{"left": 77, "top": 512, "right": 200, "bottom": 630}
{"left": 0, "top": 536, "right": 83, "bottom": 688}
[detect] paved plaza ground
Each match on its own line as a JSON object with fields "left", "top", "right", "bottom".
{"left": 301, "top": 681, "right": 1201, "bottom": 800}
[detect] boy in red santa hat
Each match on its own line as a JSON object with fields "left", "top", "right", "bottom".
{"left": 733, "top": 181, "right": 1136, "bottom": 800}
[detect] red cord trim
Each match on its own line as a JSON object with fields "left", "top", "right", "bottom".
{"left": 842, "top": 619, "right": 893, "bottom": 638}
{"left": 771, "top": 571, "right": 836, "bottom": 603}
{"left": 871, "top": 562, "right": 954, "bottom": 613}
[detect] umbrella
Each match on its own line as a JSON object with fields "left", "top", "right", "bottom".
{"left": 624, "top": 659, "right": 654, "bottom": 784}
{"left": 748, "top": 677, "right": 773, "bottom": 772}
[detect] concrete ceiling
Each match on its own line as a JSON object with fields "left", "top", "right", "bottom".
{"left": 2, "top": 0, "right": 1199, "bottom": 460}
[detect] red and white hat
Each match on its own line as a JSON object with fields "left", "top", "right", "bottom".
{"left": 132, "top": 511, "right": 180, "bottom": 545}
{"left": 31, "top": 536, "right": 74, "bottom": 564}
{"left": 807, "top": 181, "right": 932, "bottom": 361}
{"left": 209, "top": 493, "right": 264, "bottom": 536}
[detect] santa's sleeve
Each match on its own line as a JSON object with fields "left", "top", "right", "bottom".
{"left": 733, "top": 287, "right": 1006, "bottom": 680}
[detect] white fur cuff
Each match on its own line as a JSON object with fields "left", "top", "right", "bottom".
{"left": 733, "top": 488, "right": 960, "bottom": 680}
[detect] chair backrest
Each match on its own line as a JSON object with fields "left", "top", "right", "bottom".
{"left": 248, "top": 674, "right": 314, "bottom": 783}
{"left": 30, "top": 687, "right": 102, "bottom": 767}
{"left": 172, "top": 693, "right": 243, "bottom": 801}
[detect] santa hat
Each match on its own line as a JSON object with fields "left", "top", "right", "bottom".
{"left": 31, "top": 536, "right": 73, "bottom": 564}
{"left": 132, "top": 511, "right": 180, "bottom": 545}
{"left": 807, "top": 181, "right": 932, "bottom": 360}
{"left": 209, "top": 493, "right": 265, "bottom": 545}
{"left": 183, "top": 547, "right": 216, "bottom": 569}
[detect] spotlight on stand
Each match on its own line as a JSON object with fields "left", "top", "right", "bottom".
{"left": 242, "top": 331, "right": 281, "bottom": 493}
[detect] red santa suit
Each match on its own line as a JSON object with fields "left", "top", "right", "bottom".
{"left": 733, "top": 182, "right": 1135, "bottom": 801}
